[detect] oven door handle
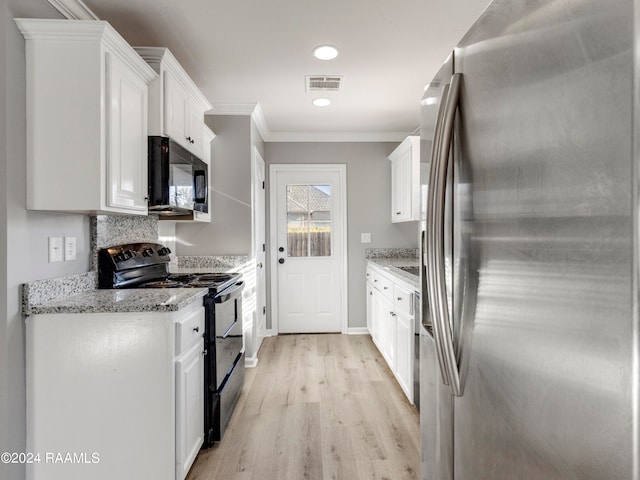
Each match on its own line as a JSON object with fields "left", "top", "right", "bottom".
{"left": 214, "top": 281, "right": 245, "bottom": 302}
{"left": 220, "top": 319, "right": 240, "bottom": 339}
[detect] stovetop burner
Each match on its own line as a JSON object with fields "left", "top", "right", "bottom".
{"left": 138, "top": 272, "right": 241, "bottom": 292}
{"left": 98, "top": 243, "right": 242, "bottom": 292}
{"left": 139, "top": 279, "right": 185, "bottom": 288}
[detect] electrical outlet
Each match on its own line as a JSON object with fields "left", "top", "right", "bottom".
{"left": 361, "top": 233, "right": 372, "bottom": 243}
{"left": 64, "top": 236, "right": 77, "bottom": 261}
{"left": 48, "top": 237, "right": 63, "bottom": 263}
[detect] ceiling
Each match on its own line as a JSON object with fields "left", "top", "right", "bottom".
{"left": 72, "top": 0, "right": 490, "bottom": 141}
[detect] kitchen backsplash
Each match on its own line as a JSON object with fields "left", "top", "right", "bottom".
{"left": 91, "top": 215, "right": 159, "bottom": 269}
{"left": 22, "top": 271, "right": 97, "bottom": 315}
{"left": 22, "top": 215, "right": 251, "bottom": 313}
{"left": 176, "top": 256, "right": 249, "bottom": 269}
{"left": 92, "top": 215, "right": 158, "bottom": 248}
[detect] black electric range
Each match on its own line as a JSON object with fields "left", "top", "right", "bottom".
{"left": 98, "top": 242, "right": 244, "bottom": 446}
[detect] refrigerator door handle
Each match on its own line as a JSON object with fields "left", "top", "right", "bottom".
{"left": 425, "top": 83, "right": 452, "bottom": 387}
{"left": 434, "top": 73, "right": 463, "bottom": 397}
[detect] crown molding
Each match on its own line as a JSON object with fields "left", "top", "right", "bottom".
{"left": 266, "top": 131, "right": 409, "bottom": 143}
{"left": 208, "top": 103, "right": 408, "bottom": 142}
{"left": 209, "top": 103, "right": 258, "bottom": 115}
{"left": 208, "top": 103, "right": 270, "bottom": 142}
{"left": 251, "top": 104, "right": 270, "bottom": 142}
{"left": 45, "top": 0, "right": 99, "bottom": 20}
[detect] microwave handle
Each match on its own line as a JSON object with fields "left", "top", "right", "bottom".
{"left": 194, "top": 169, "right": 207, "bottom": 203}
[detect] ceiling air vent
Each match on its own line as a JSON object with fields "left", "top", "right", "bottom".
{"left": 306, "top": 75, "right": 343, "bottom": 92}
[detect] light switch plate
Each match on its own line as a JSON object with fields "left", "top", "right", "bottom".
{"left": 48, "top": 237, "right": 63, "bottom": 262}
{"left": 64, "top": 236, "right": 77, "bottom": 261}
{"left": 361, "top": 233, "right": 372, "bottom": 243}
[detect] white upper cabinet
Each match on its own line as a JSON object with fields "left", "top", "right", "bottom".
{"left": 134, "top": 47, "right": 212, "bottom": 159}
{"left": 388, "top": 136, "right": 420, "bottom": 222}
{"left": 16, "top": 19, "right": 157, "bottom": 215}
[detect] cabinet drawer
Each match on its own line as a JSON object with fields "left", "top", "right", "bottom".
{"left": 371, "top": 271, "right": 393, "bottom": 300}
{"left": 176, "top": 306, "right": 205, "bottom": 355}
{"left": 394, "top": 284, "right": 413, "bottom": 316}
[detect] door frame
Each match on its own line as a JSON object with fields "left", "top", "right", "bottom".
{"left": 268, "top": 164, "right": 348, "bottom": 334}
{"left": 249, "top": 147, "right": 267, "bottom": 365}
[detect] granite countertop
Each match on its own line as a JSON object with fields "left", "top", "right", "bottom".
{"left": 367, "top": 257, "right": 420, "bottom": 288}
{"left": 21, "top": 255, "right": 249, "bottom": 316}
{"left": 23, "top": 287, "right": 208, "bottom": 315}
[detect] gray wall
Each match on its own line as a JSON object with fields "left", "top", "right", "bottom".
{"left": 176, "top": 115, "right": 265, "bottom": 256}
{"left": 264, "top": 142, "right": 419, "bottom": 330}
{"left": 2, "top": 2, "right": 93, "bottom": 479}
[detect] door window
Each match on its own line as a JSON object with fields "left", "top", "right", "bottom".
{"left": 286, "top": 184, "right": 332, "bottom": 257}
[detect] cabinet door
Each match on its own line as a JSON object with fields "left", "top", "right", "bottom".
{"left": 391, "top": 151, "right": 412, "bottom": 222}
{"left": 176, "top": 339, "right": 205, "bottom": 480}
{"left": 366, "top": 282, "right": 374, "bottom": 335}
{"left": 371, "top": 275, "right": 396, "bottom": 368}
{"left": 187, "top": 100, "right": 204, "bottom": 158}
{"left": 384, "top": 307, "right": 396, "bottom": 369}
{"left": 391, "top": 156, "right": 404, "bottom": 222}
{"left": 371, "top": 289, "right": 384, "bottom": 350}
{"left": 395, "top": 309, "right": 414, "bottom": 402}
{"left": 164, "top": 71, "right": 190, "bottom": 150}
{"left": 106, "top": 51, "right": 149, "bottom": 213}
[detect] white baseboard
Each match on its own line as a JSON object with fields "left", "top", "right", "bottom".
{"left": 245, "top": 354, "right": 259, "bottom": 368}
{"left": 345, "top": 327, "right": 369, "bottom": 335}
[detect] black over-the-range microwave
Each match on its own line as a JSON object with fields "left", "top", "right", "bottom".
{"left": 147, "top": 136, "right": 208, "bottom": 216}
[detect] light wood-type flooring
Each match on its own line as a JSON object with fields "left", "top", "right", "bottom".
{"left": 186, "top": 333, "right": 420, "bottom": 480}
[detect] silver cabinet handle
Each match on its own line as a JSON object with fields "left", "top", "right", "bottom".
{"left": 432, "top": 73, "right": 463, "bottom": 397}
{"left": 426, "top": 82, "right": 452, "bottom": 389}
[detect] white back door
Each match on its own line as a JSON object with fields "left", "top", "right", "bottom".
{"left": 270, "top": 165, "right": 347, "bottom": 333}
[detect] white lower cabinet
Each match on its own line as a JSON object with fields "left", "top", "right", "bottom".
{"left": 366, "top": 263, "right": 415, "bottom": 403}
{"left": 394, "top": 309, "right": 413, "bottom": 398}
{"left": 366, "top": 280, "right": 374, "bottom": 337}
{"left": 25, "top": 301, "right": 205, "bottom": 480}
{"left": 175, "top": 339, "right": 205, "bottom": 480}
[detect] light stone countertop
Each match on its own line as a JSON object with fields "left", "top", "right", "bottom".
{"left": 23, "top": 288, "right": 208, "bottom": 315}
{"left": 367, "top": 257, "right": 420, "bottom": 289}
{"left": 21, "top": 254, "right": 249, "bottom": 316}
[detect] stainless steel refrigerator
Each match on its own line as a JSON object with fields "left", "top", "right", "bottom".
{"left": 419, "top": 1, "right": 639, "bottom": 479}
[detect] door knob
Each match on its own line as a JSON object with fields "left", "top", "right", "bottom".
{"left": 257, "top": 262, "right": 263, "bottom": 268}
{"left": 278, "top": 258, "right": 285, "bottom": 264}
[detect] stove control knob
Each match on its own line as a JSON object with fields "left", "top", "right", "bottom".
{"left": 142, "top": 248, "right": 154, "bottom": 257}
{"left": 123, "top": 249, "right": 134, "bottom": 260}
{"left": 158, "top": 247, "right": 172, "bottom": 256}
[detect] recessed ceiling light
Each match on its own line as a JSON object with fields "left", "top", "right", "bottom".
{"left": 312, "top": 98, "right": 331, "bottom": 107}
{"left": 313, "top": 45, "right": 339, "bottom": 60}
